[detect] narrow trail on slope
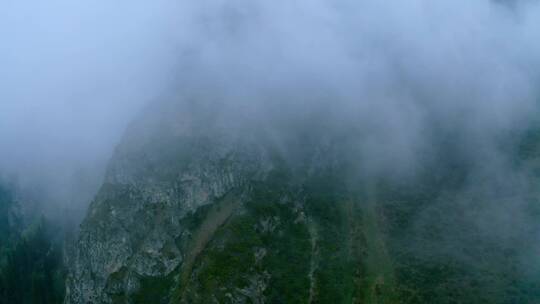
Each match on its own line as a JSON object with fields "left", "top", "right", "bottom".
{"left": 360, "top": 188, "right": 397, "bottom": 304}
{"left": 307, "top": 219, "right": 319, "bottom": 304}
{"left": 174, "top": 190, "right": 242, "bottom": 302}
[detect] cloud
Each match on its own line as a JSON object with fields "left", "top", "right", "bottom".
{"left": 1, "top": 0, "right": 540, "bottom": 217}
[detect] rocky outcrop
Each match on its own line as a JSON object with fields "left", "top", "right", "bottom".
{"left": 64, "top": 99, "right": 371, "bottom": 304}
{"left": 64, "top": 101, "right": 275, "bottom": 303}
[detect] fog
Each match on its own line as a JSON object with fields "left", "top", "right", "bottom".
{"left": 0, "top": 0, "right": 183, "bottom": 217}
{"left": 1, "top": 0, "right": 540, "bottom": 221}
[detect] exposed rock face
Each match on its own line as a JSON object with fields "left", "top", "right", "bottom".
{"left": 66, "top": 100, "right": 540, "bottom": 304}
{"left": 65, "top": 101, "right": 276, "bottom": 303}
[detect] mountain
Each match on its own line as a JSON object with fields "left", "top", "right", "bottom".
{"left": 65, "top": 100, "right": 540, "bottom": 304}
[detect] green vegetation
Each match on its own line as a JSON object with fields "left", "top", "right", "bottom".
{"left": 0, "top": 186, "right": 17, "bottom": 248}
{"left": 177, "top": 167, "right": 313, "bottom": 303}
{"left": 170, "top": 166, "right": 372, "bottom": 303}
{"left": 0, "top": 218, "right": 65, "bottom": 304}
{"left": 132, "top": 271, "right": 178, "bottom": 304}
{"left": 0, "top": 185, "right": 65, "bottom": 304}
{"left": 371, "top": 126, "right": 540, "bottom": 304}
{"left": 303, "top": 172, "right": 364, "bottom": 304}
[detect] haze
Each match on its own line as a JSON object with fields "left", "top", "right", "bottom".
{"left": 1, "top": 0, "right": 540, "bottom": 218}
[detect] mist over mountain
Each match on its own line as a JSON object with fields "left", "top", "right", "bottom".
{"left": 1, "top": 0, "right": 540, "bottom": 303}
{"left": 2, "top": 0, "right": 540, "bottom": 211}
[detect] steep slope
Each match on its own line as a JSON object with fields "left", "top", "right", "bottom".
{"left": 65, "top": 100, "right": 373, "bottom": 303}
{"left": 66, "top": 100, "right": 540, "bottom": 304}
